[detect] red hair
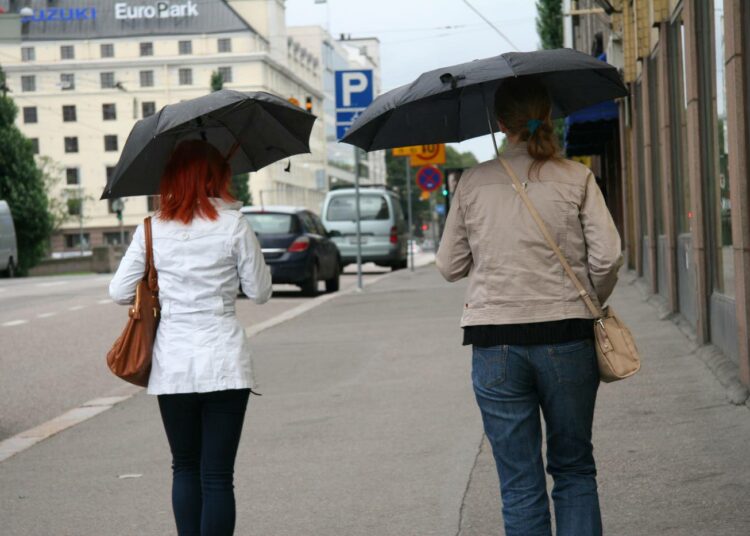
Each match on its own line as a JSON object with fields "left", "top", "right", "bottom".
{"left": 158, "top": 140, "right": 236, "bottom": 224}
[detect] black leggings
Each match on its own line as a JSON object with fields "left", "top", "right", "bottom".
{"left": 158, "top": 389, "right": 250, "bottom": 536}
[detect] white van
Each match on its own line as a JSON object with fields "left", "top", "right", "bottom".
{"left": 321, "top": 187, "right": 408, "bottom": 270}
{"left": 0, "top": 201, "right": 18, "bottom": 277}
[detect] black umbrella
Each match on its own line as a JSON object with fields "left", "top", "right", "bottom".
{"left": 340, "top": 48, "right": 627, "bottom": 151}
{"left": 101, "top": 90, "right": 316, "bottom": 199}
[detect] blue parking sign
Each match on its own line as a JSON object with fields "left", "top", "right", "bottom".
{"left": 335, "top": 69, "right": 373, "bottom": 140}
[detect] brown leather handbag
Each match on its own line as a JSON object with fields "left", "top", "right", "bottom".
{"left": 106, "top": 217, "right": 160, "bottom": 387}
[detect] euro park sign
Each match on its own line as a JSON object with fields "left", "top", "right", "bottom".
{"left": 18, "top": 2, "right": 199, "bottom": 23}
{"left": 115, "top": 1, "right": 199, "bottom": 20}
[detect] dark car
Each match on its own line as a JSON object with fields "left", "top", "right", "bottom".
{"left": 241, "top": 206, "right": 341, "bottom": 296}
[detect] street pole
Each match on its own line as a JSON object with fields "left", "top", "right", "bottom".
{"left": 78, "top": 188, "right": 85, "bottom": 257}
{"left": 405, "top": 157, "right": 414, "bottom": 272}
{"left": 354, "top": 148, "right": 363, "bottom": 290}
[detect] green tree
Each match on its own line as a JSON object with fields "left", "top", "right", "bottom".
{"left": 445, "top": 146, "right": 479, "bottom": 169}
{"left": 0, "top": 76, "right": 52, "bottom": 275}
{"left": 536, "top": 0, "right": 563, "bottom": 50}
{"left": 231, "top": 173, "right": 252, "bottom": 206}
{"left": 210, "top": 71, "right": 224, "bottom": 92}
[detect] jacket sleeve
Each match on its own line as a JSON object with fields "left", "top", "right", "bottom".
{"left": 109, "top": 223, "right": 145, "bottom": 305}
{"left": 234, "top": 216, "right": 273, "bottom": 304}
{"left": 436, "top": 180, "right": 472, "bottom": 282}
{"left": 580, "top": 172, "right": 623, "bottom": 304}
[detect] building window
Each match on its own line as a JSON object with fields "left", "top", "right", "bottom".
{"left": 62, "top": 105, "right": 77, "bottom": 122}
{"left": 106, "top": 166, "right": 116, "bottom": 184}
{"left": 218, "top": 67, "right": 233, "bottom": 84}
{"left": 104, "top": 135, "right": 118, "bottom": 152}
{"left": 29, "top": 138, "right": 39, "bottom": 154}
{"left": 23, "top": 106, "right": 38, "bottom": 124}
{"left": 178, "top": 68, "right": 193, "bottom": 86}
{"left": 104, "top": 231, "right": 130, "bottom": 246}
{"left": 100, "top": 72, "right": 116, "bottom": 89}
{"left": 147, "top": 196, "right": 161, "bottom": 212}
{"left": 66, "top": 199, "right": 82, "bottom": 217}
{"left": 140, "top": 70, "right": 154, "bottom": 88}
{"left": 102, "top": 103, "right": 117, "bottom": 121}
{"left": 107, "top": 198, "right": 121, "bottom": 214}
{"left": 21, "top": 75, "right": 36, "bottom": 92}
{"left": 64, "top": 137, "right": 79, "bottom": 153}
{"left": 60, "top": 73, "right": 75, "bottom": 90}
{"left": 178, "top": 40, "right": 192, "bottom": 55}
{"left": 66, "top": 168, "right": 80, "bottom": 186}
{"left": 60, "top": 45, "right": 75, "bottom": 60}
{"left": 64, "top": 233, "right": 89, "bottom": 248}
{"left": 217, "top": 38, "right": 232, "bottom": 53}
{"left": 142, "top": 101, "right": 156, "bottom": 118}
{"left": 101, "top": 43, "right": 114, "bottom": 58}
{"left": 140, "top": 42, "right": 153, "bottom": 57}
{"left": 21, "top": 47, "right": 35, "bottom": 62}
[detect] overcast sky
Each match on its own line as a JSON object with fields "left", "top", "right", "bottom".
{"left": 285, "top": 0, "right": 540, "bottom": 162}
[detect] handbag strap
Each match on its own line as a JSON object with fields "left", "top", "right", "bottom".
{"left": 499, "top": 157, "right": 602, "bottom": 320}
{"left": 143, "top": 217, "right": 159, "bottom": 292}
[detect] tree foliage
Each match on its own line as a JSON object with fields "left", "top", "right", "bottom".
{"left": 0, "top": 86, "right": 52, "bottom": 275}
{"left": 536, "top": 0, "right": 563, "bottom": 50}
{"left": 231, "top": 173, "right": 252, "bottom": 206}
{"left": 210, "top": 71, "right": 224, "bottom": 92}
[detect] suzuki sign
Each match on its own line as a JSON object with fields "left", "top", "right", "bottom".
{"left": 21, "top": 8, "right": 97, "bottom": 23}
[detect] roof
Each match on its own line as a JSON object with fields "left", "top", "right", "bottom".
{"left": 240, "top": 205, "right": 308, "bottom": 214}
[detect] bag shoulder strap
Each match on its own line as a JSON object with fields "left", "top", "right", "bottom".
{"left": 498, "top": 157, "right": 602, "bottom": 319}
{"left": 143, "top": 217, "right": 159, "bottom": 291}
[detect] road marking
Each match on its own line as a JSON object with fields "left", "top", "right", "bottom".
{"left": 36, "top": 312, "right": 58, "bottom": 319}
{"left": 0, "top": 258, "right": 435, "bottom": 465}
{"left": 97, "top": 299, "right": 113, "bottom": 305}
{"left": 36, "top": 281, "right": 67, "bottom": 288}
{"left": 2, "top": 320, "right": 28, "bottom": 327}
{"left": 67, "top": 305, "right": 85, "bottom": 311}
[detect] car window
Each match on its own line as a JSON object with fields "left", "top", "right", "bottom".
{"left": 310, "top": 214, "right": 328, "bottom": 235}
{"left": 326, "top": 194, "right": 390, "bottom": 222}
{"left": 298, "top": 212, "right": 318, "bottom": 234}
{"left": 245, "top": 213, "right": 298, "bottom": 234}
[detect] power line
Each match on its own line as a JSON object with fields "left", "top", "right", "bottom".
{"left": 460, "top": 0, "right": 520, "bottom": 51}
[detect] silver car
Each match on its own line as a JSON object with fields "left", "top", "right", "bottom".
{"left": 321, "top": 188, "right": 408, "bottom": 270}
{"left": 0, "top": 200, "right": 18, "bottom": 277}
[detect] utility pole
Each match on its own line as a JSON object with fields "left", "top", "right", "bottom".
{"left": 354, "top": 148, "right": 363, "bottom": 290}
{"left": 405, "top": 157, "right": 414, "bottom": 271}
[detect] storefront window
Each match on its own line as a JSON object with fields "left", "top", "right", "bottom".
{"left": 711, "top": 4, "right": 734, "bottom": 297}
{"left": 669, "top": 16, "right": 691, "bottom": 234}
{"left": 648, "top": 55, "right": 663, "bottom": 236}
{"left": 635, "top": 82, "right": 647, "bottom": 261}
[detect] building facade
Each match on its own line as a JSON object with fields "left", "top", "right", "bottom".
{"left": 0, "top": 0, "right": 327, "bottom": 253}
{"left": 288, "top": 27, "right": 386, "bottom": 189}
{"left": 564, "top": 0, "right": 750, "bottom": 389}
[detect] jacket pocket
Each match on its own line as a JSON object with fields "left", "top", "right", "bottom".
{"left": 472, "top": 345, "right": 508, "bottom": 389}
{"left": 547, "top": 339, "right": 596, "bottom": 384}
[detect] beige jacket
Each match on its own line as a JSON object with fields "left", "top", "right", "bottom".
{"left": 436, "top": 142, "right": 623, "bottom": 327}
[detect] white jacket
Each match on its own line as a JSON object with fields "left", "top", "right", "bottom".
{"left": 109, "top": 198, "right": 272, "bottom": 395}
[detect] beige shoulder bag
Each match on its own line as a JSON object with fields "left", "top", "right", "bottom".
{"left": 499, "top": 158, "right": 640, "bottom": 382}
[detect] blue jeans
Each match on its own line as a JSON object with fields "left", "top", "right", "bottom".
{"left": 158, "top": 389, "right": 250, "bottom": 536}
{"left": 472, "top": 340, "right": 602, "bottom": 536}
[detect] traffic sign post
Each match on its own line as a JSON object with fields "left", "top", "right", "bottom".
{"left": 336, "top": 70, "right": 374, "bottom": 290}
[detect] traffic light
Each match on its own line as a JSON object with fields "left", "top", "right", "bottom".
{"left": 441, "top": 187, "right": 449, "bottom": 197}
{"left": 305, "top": 97, "right": 313, "bottom": 113}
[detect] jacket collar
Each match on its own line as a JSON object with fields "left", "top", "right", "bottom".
{"left": 209, "top": 197, "right": 243, "bottom": 210}
{"left": 500, "top": 141, "right": 528, "bottom": 158}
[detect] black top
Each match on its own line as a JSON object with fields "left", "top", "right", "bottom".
{"left": 463, "top": 319, "right": 594, "bottom": 347}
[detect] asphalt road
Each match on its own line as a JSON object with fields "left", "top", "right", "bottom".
{"left": 0, "top": 261, "right": 403, "bottom": 442}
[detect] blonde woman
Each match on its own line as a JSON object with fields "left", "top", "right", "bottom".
{"left": 437, "top": 77, "right": 622, "bottom": 536}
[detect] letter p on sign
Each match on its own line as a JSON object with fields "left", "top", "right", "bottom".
{"left": 335, "top": 70, "right": 374, "bottom": 109}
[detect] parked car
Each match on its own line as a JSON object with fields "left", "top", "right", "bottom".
{"left": 241, "top": 206, "right": 341, "bottom": 296}
{"left": 321, "top": 187, "right": 408, "bottom": 270}
{"left": 0, "top": 201, "right": 18, "bottom": 277}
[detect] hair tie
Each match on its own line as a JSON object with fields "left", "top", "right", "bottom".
{"left": 526, "top": 119, "right": 543, "bottom": 135}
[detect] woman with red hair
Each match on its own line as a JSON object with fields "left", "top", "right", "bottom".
{"left": 110, "top": 140, "right": 272, "bottom": 535}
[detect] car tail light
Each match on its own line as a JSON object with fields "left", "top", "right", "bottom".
{"left": 288, "top": 236, "right": 310, "bottom": 252}
{"left": 390, "top": 226, "right": 398, "bottom": 245}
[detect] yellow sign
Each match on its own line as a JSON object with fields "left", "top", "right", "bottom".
{"left": 419, "top": 191, "right": 431, "bottom": 201}
{"left": 410, "top": 144, "right": 446, "bottom": 166}
{"left": 392, "top": 146, "right": 421, "bottom": 157}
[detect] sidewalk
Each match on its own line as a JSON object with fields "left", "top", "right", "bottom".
{"left": 2, "top": 267, "right": 750, "bottom": 535}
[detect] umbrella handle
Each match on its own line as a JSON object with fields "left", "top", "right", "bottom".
{"left": 225, "top": 142, "right": 241, "bottom": 161}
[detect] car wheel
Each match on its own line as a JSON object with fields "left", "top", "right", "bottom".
{"left": 5, "top": 258, "right": 16, "bottom": 278}
{"left": 325, "top": 261, "right": 340, "bottom": 293}
{"left": 300, "top": 263, "right": 319, "bottom": 297}
{"left": 391, "top": 258, "right": 407, "bottom": 271}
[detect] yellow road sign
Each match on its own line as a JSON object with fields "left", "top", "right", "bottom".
{"left": 410, "top": 144, "right": 446, "bottom": 166}
{"left": 419, "top": 191, "right": 431, "bottom": 201}
{"left": 392, "top": 146, "right": 420, "bottom": 156}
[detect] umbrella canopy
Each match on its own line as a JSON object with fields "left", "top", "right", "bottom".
{"left": 340, "top": 48, "right": 628, "bottom": 151}
{"left": 101, "top": 90, "right": 316, "bottom": 199}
